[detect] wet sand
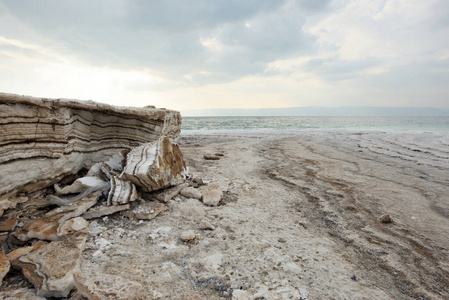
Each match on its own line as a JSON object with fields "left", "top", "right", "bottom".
{"left": 81, "top": 130, "right": 449, "bottom": 299}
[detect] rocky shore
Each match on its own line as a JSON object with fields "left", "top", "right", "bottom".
{"left": 1, "top": 95, "right": 449, "bottom": 299}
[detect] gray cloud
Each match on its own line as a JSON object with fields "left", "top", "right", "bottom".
{"left": 1, "top": 0, "right": 319, "bottom": 84}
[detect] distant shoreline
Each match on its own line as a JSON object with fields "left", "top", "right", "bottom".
{"left": 181, "top": 106, "right": 449, "bottom": 117}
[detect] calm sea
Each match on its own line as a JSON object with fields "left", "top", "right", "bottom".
{"left": 182, "top": 116, "right": 449, "bottom": 133}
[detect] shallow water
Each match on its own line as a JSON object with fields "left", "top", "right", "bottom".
{"left": 182, "top": 116, "right": 449, "bottom": 133}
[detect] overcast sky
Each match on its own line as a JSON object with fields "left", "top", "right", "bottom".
{"left": 1, "top": 0, "right": 448, "bottom": 111}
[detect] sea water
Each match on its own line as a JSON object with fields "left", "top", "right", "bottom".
{"left": 182, "top": 116, "right": 449, "bottom": 133}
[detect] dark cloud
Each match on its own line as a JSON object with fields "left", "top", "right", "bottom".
{"left": 1, "top": 0, "right": 320, "bottom": 84}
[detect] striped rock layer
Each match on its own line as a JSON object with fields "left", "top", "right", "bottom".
{"left": 0, "top": 93, "right": 182, "bottom": 198}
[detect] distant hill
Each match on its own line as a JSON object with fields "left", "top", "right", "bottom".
{"left": 181, "top": 106, "right": 449, "bottom": 117}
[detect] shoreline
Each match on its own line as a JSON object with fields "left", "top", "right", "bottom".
{"left": 6, "top": 129, "right": 443, "bottom": 298}
{"left": 175, "top": 130, "right": 449, "bottom": 298}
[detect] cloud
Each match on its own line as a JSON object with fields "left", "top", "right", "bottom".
{"left": 1, "top": 0, "right": 449, "bottom": 109}
{"left": 1, "top": 0, "right": 320, "bottom": 84}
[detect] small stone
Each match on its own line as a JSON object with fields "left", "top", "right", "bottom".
{"left": 278, "top": 237, "right": 286, "bottom": 243}
{"left": 180, "top": 187, "right": 202, "bottom": 200}
{"left": 379, "top": 214, "right": 394, "bottom": 223}
{"left": 215, "top": 152, "right": 224, "bottom": 156}
{"left": 73, "top": 273, "right": 143, "bottom": 300}
{"left": 193, "top": 177, "right": 205, "bottom": 186}
{"left": 200, "top": 183, "right": 223, "bottom": 207}
{"left": 204, "top": 154, "right": 220, "bottom": 160}
{"left": 181, "top": 230, "right": 196, "bottom": 242}
{"left": 0, "top": 250, "right": 10, "bottom": 283}
{"left": 198, "top": 219, "right": 215, "bottom": 230}
{"left": 0, "top": 218, "right": 18, "bottom": 232}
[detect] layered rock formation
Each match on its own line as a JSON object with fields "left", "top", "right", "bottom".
{"left": 0, "top": 93, "right": 181, "bottom": 199}
{"left": 0, "top": 94, "right": 227, "bottom": 298}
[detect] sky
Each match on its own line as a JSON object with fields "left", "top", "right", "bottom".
{"left": 0, "top": 0, "right": 448, "bottom": 112}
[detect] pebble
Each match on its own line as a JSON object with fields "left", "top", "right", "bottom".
{"left": 181, "top": 230, "right": 196, "bottom": 241}
{"left": 198, "top": 219, "right": 215, "bottom": 230}
{"left": 379, "top": 214, "right": 394, "bottom": 223}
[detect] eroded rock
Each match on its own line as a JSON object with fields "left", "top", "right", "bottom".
{"left": 57, "top": 217, "right": 89, "bottom": 237}
{"left": 180, "top": 187, "right": 202, "bottom": 200}
{"left": 0, "top": 249, "right": 10, "bottom": 283}
{"left": 119, "top": 136, "right": 186, "bottom": 192}
{"left": 181, "top": 230, "right": 196, "bottom": 242}
{"left": 107, "top": 176, "right": 139, "bottom": 205}
{"left": 200, "top": 183, "right": 223, "bottom": 207}
{"left": 15, "top": 233, "right": 87, "bottom": 298}
{"left": 54, "top": 177, "right": 106, "bottom": 195}
{"left": 153, "top": 183, "right": 189, "bottom": 202}
{"left": 0, "top": 288, "right": 46, "bottom": 299}
{"left": 0, "top": 218, "right": 18, "bottom": 232}
{"left": 124, "top": 201, "right": 167, "bottom": 220}
{"left": 198, "top": 219, "right": 215, "bottom": 230}
{"left": 73, "top": 273, "right": 143, "bottom": 300}
{"left": 0, "top": 93, "right": 181, "bottom": 198}
{"left": 83, "top": 204, "right": 130, "bottom": 220}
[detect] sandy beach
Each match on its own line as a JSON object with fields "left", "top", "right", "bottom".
{"left": 77, "top": 130, "right": 449, "bottom": 299}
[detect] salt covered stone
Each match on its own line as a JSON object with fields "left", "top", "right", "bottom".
{"left": 0, "top": 288, "right": 46, "bottom": 299}
{"left": 180, "top": 187, "right": 203, "bottom": 200}
{"left": 54, "top": 176, "right": 107, "bottom": 195}
{"left": 200, "top": 183, "right": 223, "bottom": 207}
{"left": 0, "top": 93, "right": 181, "bottom": 199}
{"left": 15, "top": 233, "right": 87, "bottom": 298}
{"left": 198, "top": 219, "right": 215, "bottom": 230}
{"left": 83, "top": 204, "right": 130, "bottom": 220}
{"left": 124, "top": 201, "right": 167, "bottom": 220}
{"left": 107, "top": 176, "right": 139, "bottom": 205}
{"left": 120, "top": 136, "right": 186, "bottom": 192}
{"left": 0, "top": 249, "right": 10, "bottom": 283}
{"left": 181, "top": 230, "right": 196, "bottom": 241}
{"left": 57, "top": 217, "right": 89, "bottom": 237}
{"left": 73, "top": 273, "right": 143, "bottom": 300}
{"left": 44, "top": 192, "right": 99, "bottom": 224}
{"left": 153, "top": 183, "right": 188, "bottom": 202}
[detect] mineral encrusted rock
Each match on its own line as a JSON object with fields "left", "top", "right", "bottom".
{"left": 124, "top": 201, "right": 167, "bottom": 220}
{"left": 200, "top": 183, "right": 223, "bottom": 206}
{"left": 153, "top": 183, "right": 189, "bottom": 202}
{"left": 180, "top": 186, "right": 203, "bottom": 200}
{"left": 82, "top": 204, "right": 131, "bottom": 220}
{"left": 120, "top": 136, "right": 186, "bottom": 192}
{"left": 198, "top": 219, "right": 215, "bottom": 230}
{"left": 181, "top": 230, "right": 196, "bottom": 242}
{"left": 107, "top": 176, "right": 139, "bottom": 205}
{"left": 0, "top": 93, "right": 181, "bottom": 199}
{"left": 0, "top": 288, "right": 46, "bottom": 299}
{"left": 73, "top": 273, "right": 143, "bottom": 300}
{"left": 0, "top": 249, "right": 10, "bottom": 283}
{"left": 14, "top": 233, "right": 87, "bottom": 298}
